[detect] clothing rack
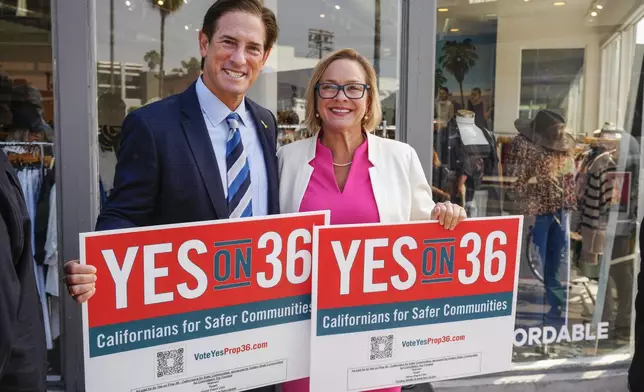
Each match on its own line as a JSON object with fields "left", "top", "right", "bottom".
{"left": 0, "top": 141, "right": 54, "bottom": 146}
{"left": 3, "top": 140, "right": 59, "bottom": 354}
{"left": 1, "top": 142, "right": 55, "bottom": 169}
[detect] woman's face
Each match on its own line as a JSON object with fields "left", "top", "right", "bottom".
{"left": 316, "top": 59, "right": 369, "bottom": 133}
{"left": 471, "top": 90, "right": 480, "bottom": 101}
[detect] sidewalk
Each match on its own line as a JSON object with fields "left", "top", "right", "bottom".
{"left": 429, "top": 368, "right": 628, "bottom": 391}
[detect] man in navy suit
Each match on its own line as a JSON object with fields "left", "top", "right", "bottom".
{"left": 65, "top": 0, "right": 278, "bottom": 291}
{"left": 64, "top": 2, "right": 280, "bottom": 390}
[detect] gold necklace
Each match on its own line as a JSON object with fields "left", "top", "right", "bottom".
{"left": 328, "top": 132, "right": 366, "bottom": 167}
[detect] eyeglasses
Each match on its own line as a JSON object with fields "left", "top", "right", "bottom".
{"left": 315, "top": 83, "right": 370, "bottom": 99}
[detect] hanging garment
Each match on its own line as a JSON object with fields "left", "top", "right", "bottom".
{"left": 44, "top": 185, "right": 60, "bottom": 340}
{"left": 16, "top": 168, "right": 52, "bottom": 350}
{"left": 34, "top": 168, "right": 55, "bottom": 265}
{"left": 579, "top": 150, "right": 616, "bottom": 265}
{"left": 44, "top": 185, "right": 58, "bottom": 297}
{"left": 0, "top": 150, "right": 47, "bottom": 392}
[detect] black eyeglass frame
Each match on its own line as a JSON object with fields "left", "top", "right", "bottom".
{"left": 315, "top": 82, "right": 370, "bottom": 99}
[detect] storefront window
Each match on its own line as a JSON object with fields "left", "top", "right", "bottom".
{"left": 0, "top": 0, "right": 61, "bottom": 383}
{"left": 520, "top": 48, "right": 585, "bottom": 137}
{"left": 95, "top": 0, "right": 400, "bottom": 200}
{"left": 431, "top": 0, "right": 642, "bottom": 364}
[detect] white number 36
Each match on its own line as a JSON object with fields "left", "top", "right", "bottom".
{"left": 457, "top": 231, "right": 507, "bottom": 285}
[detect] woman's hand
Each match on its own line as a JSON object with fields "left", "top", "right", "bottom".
{"left": 431, "top": 201, "right": 467, "bottom": 230}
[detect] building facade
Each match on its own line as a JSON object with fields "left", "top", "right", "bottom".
{"left": 0, "top": 0, "right": 642, "bottom": 390}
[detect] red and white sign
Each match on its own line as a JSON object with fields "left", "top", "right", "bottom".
{"left": 310, "top": 216, "right": 523, "bottom": 392}
{"left": 80, "top": 211, "right": 328, "bottom": 392}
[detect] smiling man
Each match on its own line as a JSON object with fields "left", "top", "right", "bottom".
{"left": 63, "top": 3, "right": 280, "bottom": 390}
{"left": 88, "top": 0, "right": 280, "bottom": 232}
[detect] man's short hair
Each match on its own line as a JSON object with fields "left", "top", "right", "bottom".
{"left": 200, "top": 0, "right": 279, "bottom": 69}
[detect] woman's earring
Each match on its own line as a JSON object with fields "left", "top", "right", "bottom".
{"left": 315, "top": 113, "right": 320, "bottom": 118}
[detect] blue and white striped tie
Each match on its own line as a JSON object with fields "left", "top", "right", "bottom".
{"left": 225, "top": 112, "right": 253, "bottom": 218}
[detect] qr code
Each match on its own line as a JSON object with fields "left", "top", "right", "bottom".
{"left": 156, "top": 348, "right": 185, "bottom": 378}
{"left": 370, "top": 335, "right": 394, "bottom": 360}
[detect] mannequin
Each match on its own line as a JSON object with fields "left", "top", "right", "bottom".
{"left": 445, "top": 110, "right": 499, "bottom": 216}
{"left": 456, "top": 110, "right": 489, "bottom": 147}
{"left": 587, "top": 123, "right": 639, "bottom": 339}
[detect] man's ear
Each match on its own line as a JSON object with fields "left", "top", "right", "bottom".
{"left": 260, "top": 47, "right": 273, "bottom": 70}
{"left": 198, "top": 31, "right": 210, "bottom": 58}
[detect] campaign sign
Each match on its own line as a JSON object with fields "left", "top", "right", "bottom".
{"left": 310, "top": 217, "right": 523, "bottom": 392}
{"left": 80, "top": 212, "right": 328, "bottom": 392}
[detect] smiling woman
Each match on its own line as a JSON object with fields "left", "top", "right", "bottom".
{"left": 277, "top": 47, "right": 467, "bottom": 392}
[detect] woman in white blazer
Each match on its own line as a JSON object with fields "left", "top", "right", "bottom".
{"left": 278, "top": 49, "right": 466, "bottom": 392}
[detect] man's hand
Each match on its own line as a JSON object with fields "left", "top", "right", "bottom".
{"left": 431, "top": 201, "right": 467, "bottom": 230}
{"left": 63, "top": 260, "right": 97, "bottom": 304}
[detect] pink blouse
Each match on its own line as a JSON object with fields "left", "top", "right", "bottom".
{"left": 299, "top": 138, "right": 380, "bottom": 225}
{"left": 285, "top": 137, "right": 400, "bottom": 392}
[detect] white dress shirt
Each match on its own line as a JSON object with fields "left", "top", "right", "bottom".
{"left": 195, "top": 76, "right": 268, "bottom": 216}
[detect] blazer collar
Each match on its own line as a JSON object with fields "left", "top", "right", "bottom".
{"left": 366, "top": 131, "right": 379, "bottom": 166}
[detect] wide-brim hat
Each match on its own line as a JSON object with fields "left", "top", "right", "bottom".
{"left": 514, "top": 109, "right": 576, "bottom": 152}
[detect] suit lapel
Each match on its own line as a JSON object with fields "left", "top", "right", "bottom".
{"left": 245, "top": 98, "right": 280, "bottom": 214}
{"left": 292, "top": 136, "right": 316, "bottom": 212}
{"left": 179, "top": 82, "right": 229, "bottom": 219}
{"left": 366, "top": 133, "right": 389, "bottom": 222}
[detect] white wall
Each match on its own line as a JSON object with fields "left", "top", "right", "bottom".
{"left": 493, "top": 12, "right": 602, "bottom": 136}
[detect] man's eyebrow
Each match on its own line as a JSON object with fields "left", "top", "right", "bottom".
{"left": 219, "top": 35, "right": 262, "bottom": 48}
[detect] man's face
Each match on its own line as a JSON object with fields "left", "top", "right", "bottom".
{"left": 199, "top": 11, "right": 271, "bottom": 107}
{"left": 471, "top": 90, "right": 480, "bottom": 100}
{"left": 439, "top": 89, "right": 448, "bottom": 101}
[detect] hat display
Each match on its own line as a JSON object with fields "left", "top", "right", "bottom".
{"left": 11, "top": 84, "right": 43, "bottom": 108}
{"left": 514, "top": 109, "right": 576, "bottom": 152}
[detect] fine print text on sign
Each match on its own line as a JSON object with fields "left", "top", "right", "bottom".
{"left": 310, "top": 216, "right": 523, "bottom": 392}
{"left": 80, "top": 211, "right": 328, "bottom": 392}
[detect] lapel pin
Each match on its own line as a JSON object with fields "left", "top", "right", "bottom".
{"left": 261, "top": 120, "right": 268, "bottom": 129}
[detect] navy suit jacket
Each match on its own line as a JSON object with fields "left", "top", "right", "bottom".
{"left": 96, "top": 81, "right": 280, "bottom": 231}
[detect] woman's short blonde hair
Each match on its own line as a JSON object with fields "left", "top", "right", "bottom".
{"left": 303, "top": 48, "right": 382, "bottom": 135}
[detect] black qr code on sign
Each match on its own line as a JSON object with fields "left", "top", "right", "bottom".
{"left": 370, "top": 335, "right": 394, "bottom": 360}
{"left": 156, "top": 348, "right": 185, "bottom": 378}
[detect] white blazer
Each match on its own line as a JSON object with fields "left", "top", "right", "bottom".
{"left": 277, "top": 132, "right": 436, "bottom": 223}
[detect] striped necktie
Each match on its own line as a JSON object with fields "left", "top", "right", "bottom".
{"left": 225, "top": 112, "right": 253, "bottom": 218}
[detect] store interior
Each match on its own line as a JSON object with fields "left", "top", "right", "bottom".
{"left": 432, "top": 0, "right": 643, "bottom": 362}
